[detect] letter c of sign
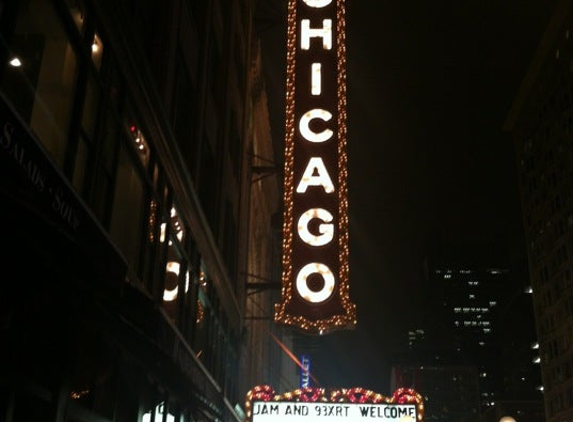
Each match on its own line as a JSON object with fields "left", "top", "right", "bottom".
{"left": 299, "top": 109, "right": 333, "bottom": 143}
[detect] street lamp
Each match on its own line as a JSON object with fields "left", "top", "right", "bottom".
{"left": 499, "top": 417, "right": 516, "bottom": 422}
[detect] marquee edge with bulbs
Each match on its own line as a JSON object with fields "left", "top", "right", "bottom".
{"left": 245, "top": 385, "right": 424, "bottom": 422}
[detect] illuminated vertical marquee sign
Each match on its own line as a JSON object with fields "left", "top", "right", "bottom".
{"left": 275, "top": 0, "right": 356, "bottom": 334}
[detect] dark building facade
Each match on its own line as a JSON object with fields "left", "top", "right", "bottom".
{"left": 390, "top": 363, "right": 481, "bottom": 422}
{"left": 0, "top": 0, "right": 290, "bottom": 421}
{"left": 504, "top": 0, "right": 573, "bottom": 420}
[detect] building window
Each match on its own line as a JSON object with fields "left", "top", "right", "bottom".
{"left": 109, "top": 142, "right": 145, "bottom": 270}
{"left": 1, "top": 0, "right": 78, "bottom": 169}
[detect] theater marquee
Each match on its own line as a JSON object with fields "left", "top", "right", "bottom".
{"left": 274, "top": 0, "right": 356, "bottom": 334}
{"left": 246, "top": 386, "right": 424, "bottom": 422}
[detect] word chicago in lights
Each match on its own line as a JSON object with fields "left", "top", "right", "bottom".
{"left": 274, "top": 0, "right": 356, "bottom": 334}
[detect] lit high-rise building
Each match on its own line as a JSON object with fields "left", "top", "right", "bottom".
{"left": 404, "top": 245, "right": 542, "bottom": 420}
{"left": 425, "top": 255, "right": 514, "bottom": 409}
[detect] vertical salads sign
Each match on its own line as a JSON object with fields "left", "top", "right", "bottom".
{"left": 275, "top": 0, "right": 356, "bottom": 334}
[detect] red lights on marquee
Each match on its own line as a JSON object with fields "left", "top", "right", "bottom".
{"left": 275, "top": 0, "right": 356, "bottom": 334}
{"left": 245, "top": 386, "right": 424, "bottom": 422}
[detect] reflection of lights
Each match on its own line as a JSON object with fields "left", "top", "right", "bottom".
{"left": 196, "top": 300, "right": 204, "bottom": 323}
{"left": 91, "top": 33, "right": 103, "bottom": 69}
{"left": 148, "top": 200, "right": 157, "bottom": 242}
{"left": 163, "top": 262, "right": 180, "bottom": 301}
{"left": 128, "top": 124, "right": 149, "bottom": 164}
{"left": 142, "top": 403, "right": 175, "bottom": 422}
{"left": 532, "top": 356, "right": 540, "bottom": 364}
{"left": 160, "top": 208, "right": 184, "bottom": 244}
{"left": 163, "top": 262, "right": 189, "bottom": 302}
{"left": 9, "top": 57, "right": 21, "bottom": 67}
{"left": 531, "top": 342, "right": 539, "bottom": 349}
{"left": 171, "top": 207, "right": 184, "bottom": 240}
{"left": 92, "top": 34, "right": 102, "bottom": 53}
{"left": 70, "top": 389, "right": 90, "bottom": 399}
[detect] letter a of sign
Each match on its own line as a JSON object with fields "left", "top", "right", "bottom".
{"left": 275, "top": 0, "right": 356, "bottom": 334}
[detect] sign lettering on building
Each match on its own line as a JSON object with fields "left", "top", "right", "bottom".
{"left": 275, "top": 0, "right": 356, "bottom": 334}
{"left": 246, "top": 386, "right": 424, "bottom": 422}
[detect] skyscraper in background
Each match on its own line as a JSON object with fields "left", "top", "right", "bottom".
{"left": 504, "top": 0, "right": 573, "bottom": 420}
{"left": 423, "top": 255, "right": 515, "bottom": 405}
{"left": 392, "top": 247, "right": 543, "bottom": 421}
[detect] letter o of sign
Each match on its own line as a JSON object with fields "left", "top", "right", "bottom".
{"left": 296, "top": 263, "right": 335, "bottom": 303}
{"left": 302, "top": 0, "right": 333, "bottom": 7}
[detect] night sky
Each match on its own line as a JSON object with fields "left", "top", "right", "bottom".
{"left": 257, "top": 0, "right": 556, "bottom": 393}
